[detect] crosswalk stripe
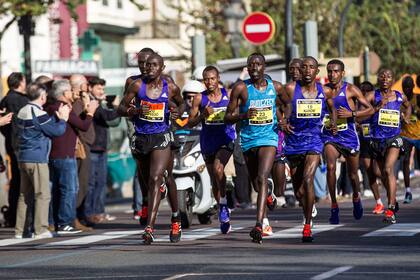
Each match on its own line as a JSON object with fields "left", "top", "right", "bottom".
{"left": 362, "top": 223, "right": 420, "bottom": 237}
{"left": 0, "top": 238, "right": 36, "bottom": 247}
{"left": 40, "top": 230, "right": 142, "bottom": 247}
{"left": 154, "top": 224, "right": 247, "bottom": 242}
{"left": 266, "top": 224, "right": 343, "bottom": 239}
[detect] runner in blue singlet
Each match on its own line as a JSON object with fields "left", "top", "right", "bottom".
{"left": 283, "top": 56, "right": 336, "bottom": 243}
{"left": 119, "top": 53, "right": 185, "bottom": 244}
{"left": 271, "top": 59, "right": 303, "bottom": 218}
{"left": 365, "top": 68, "right": 411, "bottom": 224}
{"left": 358, "top": 81, "right": 384, "bottom": 215}
{"left": 123, "top": 48, "right": 179, "bottom": 227}
{"left": 225, "top": 53, "right": 289, "bottom": 244}
{"left": 322, "top": 59, "right": 374, "bottom": 225}
{"left": 188, "top": 66, "right": 236, "bottom": 234}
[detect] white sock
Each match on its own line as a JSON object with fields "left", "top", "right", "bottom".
{"left": 220, "top": 197, "right": 227, "bottom": 205}
{"left": 376, "top": 198, "right": 383, "bottom": 205}
{"left": 172, "top": 212, "right": 179, "bottom": 218}
{"left": 263, "top": 218, "right": 269, "bottom": 227}
{"left": 406, "top": 187, "right": 412, "bottom": 193}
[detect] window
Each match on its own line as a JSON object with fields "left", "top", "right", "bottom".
{"left": 102, "top": 0, "right": 108, "bottom": 6}
{"left": 136, "top": 20, "right": 180, "bottom": 39}
{"left": 117, "top": 0, "right": 123, "bottom": 9}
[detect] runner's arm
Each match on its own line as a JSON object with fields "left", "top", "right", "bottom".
{"left": 324, "top": 87, "right": 337, "bottom": 134}
{"left": 187, "top": 94, "right": 204, "bottom": 127}
{"left": 168, "top": 82, "right": 185, "bottom": 120}
{"left": 343, "top": 84, "right": 374, "bottom": 118}
{"left": 118, "top": 80, "right": 141, "bottom": 117}
{"left": 356, "top": 91, "right": 376, "bottom": 122}
{"left": 401, "top": 92, "right": 412, "bottom": 124}
{"left": 224, "top": 81, "right": 248, "bottom": 124}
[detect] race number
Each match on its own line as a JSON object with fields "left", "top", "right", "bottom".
{"left": 139, "top": 101, "right": 165, "bottom": 122}
{"left": 323, "top": 114, "right": 348, "bottom": 131}
{"left": 205, "top": 107, "right": 226, "bottom": 125}
{"left": 296, "top": 99, "right": 322, "bottom": 118}
{"left": 249, "top": 106, "right": 273, "bottom": 125}
{"left": 362, "top": 123, "right": 370, "bottom": 137}
{"left": 378, "top": 109, "right": 400, "bottom": 127}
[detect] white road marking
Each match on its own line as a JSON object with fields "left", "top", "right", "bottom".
{"left": 245, "top": 24, "right": 270, "bottom": 33}
{"left": 362, "top": 223, "right": 420, "bottom": 237}
{"left": 310, "top": 266, "right": 353, "bottom": 280}
{"left": 266, "top": 224, "right": 343, "bottom": 239}
{"left": 0, "top": 238, "right": 35, "bottom": 247}
{"left": 40, "top": 230, "right": 142, "bottom": 247}
{"left": 154, "top": 224, "right": 247, "bottom": 242}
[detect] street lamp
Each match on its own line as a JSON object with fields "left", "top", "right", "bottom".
{"left": 338, "top": 0, "right": 363, "bottom": 57}
{"left": 224, "top": 0, "right": 245, "bottom": 58}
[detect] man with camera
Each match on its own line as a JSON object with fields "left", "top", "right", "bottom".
{"left": 84, "top": 77, "right": 121, "bottom": 224}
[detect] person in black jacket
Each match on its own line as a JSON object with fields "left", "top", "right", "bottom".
{"left": 0, "top": 72, "right": 28, "bottom": 227}
{"left": 84, "top": 78, "right": 120, "bottom": 223}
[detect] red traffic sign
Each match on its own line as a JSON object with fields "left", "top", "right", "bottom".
{"left": 242, "top": 12, "right": 275, "bottom": 45}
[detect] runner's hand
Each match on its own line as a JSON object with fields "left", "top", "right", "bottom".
{"left": 169, "top": 106, "right": 180, "bottom": 120}
{"left": 247, "top": 107, "right": 258, "bottom": 119}
{"left": 140, "top": 103, "right": 150, "bottom": 116}
{"left": 337, "top": 106, "right": 352, "bottom": 118}
{"left": 330, "top": 121, "right": 338, "bottom": 135}
{"left": 203, "top": 101, "right": 214, "bottom": 118}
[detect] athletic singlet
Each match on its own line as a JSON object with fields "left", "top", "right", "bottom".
{"left": 199, "top": 88, "right": 236, "bottom": 155}
{"left": 134, "top": 79, "right": 170, "bottom": 134}
{"left": 322, "top": 82, "right": 359, "bottom": 151}
{"left": 285, "top": 81, "right": 326, "bottom": 155}
{"left": 401, "top": 98, "right": 420, "bottom": 140}
{"left": 371, "top": 89, "right": 403, "bottom": 139}
{"left": 239, "top": 79, "right": 278, "bottom": 152}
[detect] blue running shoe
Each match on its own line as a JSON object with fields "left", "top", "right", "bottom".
{"left": 329, "top": 207, "right": 340, "bottom": 224}
{"left": 219, "top": 204, "right": 231, "bottom": 234}
{"left": 353, "top": 199, "right": 363, "bottom": 220}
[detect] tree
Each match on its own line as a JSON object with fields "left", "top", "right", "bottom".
{"left": 0, "top": 0, "right": 145, "bottom": 94}
{"left": 0, "top": 1, "right": 85, "bottom": 94}
{"left": 170, "top": 0, "right": 419, "bottom": 78}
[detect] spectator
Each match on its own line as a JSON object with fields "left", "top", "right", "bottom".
{"left": 69, "top": 74, "right": 95, "bottom": 231}
{"left": 0, "top": 72, "right": 28, "bottom": 227}
{"left": 45, "top": 79, "right": 98, "bottom": 234}
{"left": 84, "top": 77, "right": 120, "bottom": 224}
{"left": 15, "top": 83, "right": 69, "bottom": 239}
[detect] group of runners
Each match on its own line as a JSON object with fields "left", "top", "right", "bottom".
{"left": 118, "top": 48, "right": 413, "bottom": 245}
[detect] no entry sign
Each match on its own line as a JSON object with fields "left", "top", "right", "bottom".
{"left": 242, "top": 12, "right": 275, "bottom": 45}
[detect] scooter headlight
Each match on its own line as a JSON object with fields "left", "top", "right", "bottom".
{"left": 183, "top": 152, "right": 200, "bottom": 167}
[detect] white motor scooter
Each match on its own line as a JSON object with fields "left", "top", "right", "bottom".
{"left": 172, "top": 128, "right": 216, "bottom": 228}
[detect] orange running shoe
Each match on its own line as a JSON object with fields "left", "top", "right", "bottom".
{"left": 169, "top": 217, "right": 182, "bottom": 243}
{"left": 262, "top": 225, "right": 273, "bottom": 237}
{"left": 372, "top": 203, "right": 384, "bottom": 215}
{"left": 302, "top": 224, "right": 313, "bottom": 243}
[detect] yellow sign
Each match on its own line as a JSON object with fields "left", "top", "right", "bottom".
{"left": 410, "top": 114, "right": 418, "bottom": 124}
{"left": 297, "top": 99, "right": 322, "bottom": 118}
{"left": 378, "top": 109, "right": 400, "bottom": 127}
{"left": 249, "top": 106, "right": 273, "bottom": 125}
{"left": 323, "top": 114, "right": 348, "bottom": 131}
{"left": 205, "top": 107, "right": 226, "bottom": 125}
{"left": 361, "top": 123, "right": 370, "bottom": 137}
{"left": 139, "top": 101, "right": 165, "bottom": 122}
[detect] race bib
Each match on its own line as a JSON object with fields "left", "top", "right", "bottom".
{"left": 249, "top": 106, "right": 273, "bottom": 125}
{"left": 139, "top": 101, "right": 165, "bottom": 122}
{"left": 205, "top": 107, "right": 226, "bottom": 125}
{"left": 362, "top": 123, "right": 370, "bottom": 137}
{"left": 296, "top": 99, "right": 322, "bottom": 118}
{"left": 378, "top": 109, "right": 400, "bottom": 127}
{"left": 323, "top": 114, "right": 348, "bottom": 131}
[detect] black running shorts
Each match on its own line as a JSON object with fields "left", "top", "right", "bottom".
{"left": 131, "top": 131, "right": 173, "bottom": 156}
{"left": 370, "top": 136, "right": 404, "bottom": 160}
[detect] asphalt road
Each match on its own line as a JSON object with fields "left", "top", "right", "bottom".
{"left": 0, "top": 189, "right": 419, "bottom": 280}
